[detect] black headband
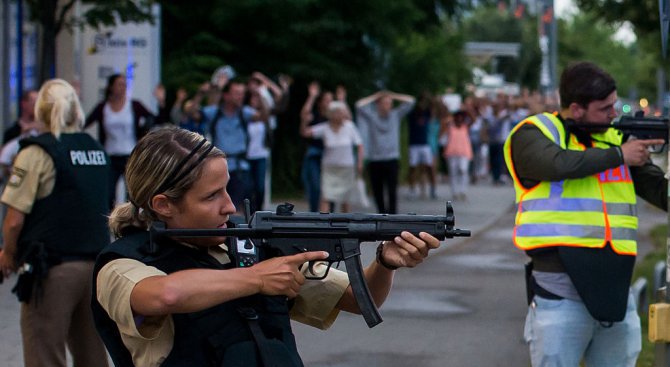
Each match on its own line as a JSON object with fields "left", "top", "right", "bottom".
{"left": 153, "top": 138, "right": 214, "bottom": 197}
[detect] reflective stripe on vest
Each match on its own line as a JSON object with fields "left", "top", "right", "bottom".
{"left": 503, "top": 112, "right": 638, "bottom": 255}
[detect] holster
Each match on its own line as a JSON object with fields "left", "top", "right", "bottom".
{"left": 11, "top": 241, "right": 55, "bottom": 304}
{"left": 524, "top": 261, "right": 534, "bottom": 306}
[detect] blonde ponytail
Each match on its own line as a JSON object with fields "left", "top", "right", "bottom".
{"left": 109, "top": 202, "right": 154, "bottom": 239}
{"left": 35, "top": 79, "right": 84, "bottom": 138}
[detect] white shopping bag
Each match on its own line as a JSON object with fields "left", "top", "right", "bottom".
{"left": 355, "top": 178, "right": 370, "bottom": 208}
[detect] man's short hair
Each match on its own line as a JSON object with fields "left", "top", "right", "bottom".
{"left": 559, "top": 62, "right": 616, "bottom": 109}
{"left": 221, "top": 78, "right": 244, "bottom": 93}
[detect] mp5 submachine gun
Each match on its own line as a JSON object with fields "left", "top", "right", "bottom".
{"left": 567, "top": 114, "right": 669, "bottom": 152}
{"left": 150, "top": 202, "right": 471, "bottom": 328}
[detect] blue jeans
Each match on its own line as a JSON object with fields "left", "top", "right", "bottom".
{"left": 524, "top": 292, "right": 641, "bottom": 367}
{"left": 301, "top": 150, "right": 322, "bottom": 212}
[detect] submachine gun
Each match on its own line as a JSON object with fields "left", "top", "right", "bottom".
{"left": 150, "top": 202, "right": 471, "bottom": 328}
{"left": 566, "top": 113, "right": 669, "bottom": 153}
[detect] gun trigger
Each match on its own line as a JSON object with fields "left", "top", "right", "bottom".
{"left": 307, "top": 261, "right": 317, "bottom": 276}
{"left": 321, "top": 262, "right": 333, "bottom": 279}
{"left": 304, "top": 261, "right": 329, "bottom": 280}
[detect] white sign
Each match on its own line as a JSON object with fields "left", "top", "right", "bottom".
{"left": 78, "top": 4, "right": 161, "bottom": 115}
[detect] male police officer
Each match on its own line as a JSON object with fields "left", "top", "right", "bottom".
{"left": 504, "top": 62, "right": 667, "bottom": 366}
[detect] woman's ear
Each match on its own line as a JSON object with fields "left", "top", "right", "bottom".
{"left": 151, "top": 194, "right": 173, "bottom": 218}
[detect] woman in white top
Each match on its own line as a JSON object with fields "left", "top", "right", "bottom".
{"left": 85, "top": 74, "right": 168, "bottom": 207}
{"left": 301, "top": 101, "right": 363, "bottom": 213}
{"left": 245, "top": 89, "right": 272, "bottom": 213}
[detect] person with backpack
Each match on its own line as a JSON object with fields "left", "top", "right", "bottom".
{"left": 199, "top": 79, "right": 268, "bottom": 213}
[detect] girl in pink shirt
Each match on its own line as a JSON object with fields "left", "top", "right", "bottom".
{"left": 443, "top": 111, "right": 473, "bottom": 200}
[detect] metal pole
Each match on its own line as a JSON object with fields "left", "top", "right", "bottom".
{"left": 549, "top": 0, "right": 557, "bottom": 92}
{"left": 16, "top": 0, "right": 23, "bottom": 109}
{"left": 1, "top": 0, "right": 11, "bottom": 129}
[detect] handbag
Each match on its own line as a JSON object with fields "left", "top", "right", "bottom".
{"left": 354, "top": 178, "right": 370, "bottom": 208}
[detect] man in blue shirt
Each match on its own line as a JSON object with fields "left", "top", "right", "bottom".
{"left": 201, "top": 80, "right": 268, "bottom": 213}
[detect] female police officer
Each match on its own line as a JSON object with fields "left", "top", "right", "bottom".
{"left": 92, "top": 126, "right": 441, "bottom": 366}
{"left": 0, "top": 79, "right": 110, "bottom": 367}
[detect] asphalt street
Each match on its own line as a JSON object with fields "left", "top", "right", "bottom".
{"left": 0, "top": 179, "right": 666, "bottom": 366}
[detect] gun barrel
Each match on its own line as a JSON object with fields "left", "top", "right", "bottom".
{"left": 449, "top": 229, "right": 471, "bottom": 237}
{"left": 152, "top": 225, "right": 471, "bottom": 240}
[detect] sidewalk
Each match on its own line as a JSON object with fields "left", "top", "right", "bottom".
{"left": 0, "top": 180, "right": 517, "bottom": 366}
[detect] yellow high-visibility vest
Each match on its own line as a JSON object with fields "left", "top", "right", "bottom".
{"left": 503, "top": 112, "right": 638, "bottom": 255}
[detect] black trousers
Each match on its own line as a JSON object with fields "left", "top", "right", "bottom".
{"left": 109, "top": 155, "right": 129, "bottom": 208}
{"left": 368, "top": 159, "right": 399, "bottom": 214}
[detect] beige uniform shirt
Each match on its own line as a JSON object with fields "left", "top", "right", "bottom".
{"left": 97, "top": 244, "right": 349, "bottom": 367}
{"left": 1, "top": 146, "right": 55, "bottom": 212}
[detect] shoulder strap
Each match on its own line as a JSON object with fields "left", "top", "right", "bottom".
{"left": 210, "top": 107, "right": 223, "bottom": 145}
{"left": 239, "top": 108, "right": 250, "bottom": 148}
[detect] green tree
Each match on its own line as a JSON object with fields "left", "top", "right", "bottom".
{"left": 575, "top": 0, "right": 659, "bottom": 36}
{"left": 385, "top": 25, "right": 468, "bottom": 95}
{"left": 558, "top": 12, "right": 643, "bottom": 100}
{"left": 25, "top": 0, "right": 154, "bottom": 83}
{"left": 160, "top": 0, "right": 468, "bottom": 96}
{"left": 574, "top": 0, "right": 665, "bottom": 105}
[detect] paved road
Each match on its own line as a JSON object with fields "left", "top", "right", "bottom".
{"left": 0, "top": 180, "right": 665, "bottom": 366}
{"left": 292, "top": 183, "right": 529, "bottom": 367}
{"left": 291, "top": 186, "right": 665, "bottom": 367}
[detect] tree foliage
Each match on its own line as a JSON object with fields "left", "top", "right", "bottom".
{"left": 160, "top": 0, "right": 468, "bottom": 96}
{"left": 574, "top": 0, "right": 659, "bottom": 36}
{"left": 25, "top": 0, "right": 154, "bottom": 83}
{"left": 572, "top": 0, "right": 665, "bottom": 104}
{"left": 557, "top": 12, "right": 642, "bottom": 100}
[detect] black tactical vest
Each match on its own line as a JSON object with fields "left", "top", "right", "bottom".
{"left": 92, "top": 231, "right": 303, "bottom": 367}
{"left": 17, "top": 133, "right": 110, "bottom": 262}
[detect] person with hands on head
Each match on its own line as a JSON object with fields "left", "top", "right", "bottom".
{"left": 300, "top": 81, "right": 333, "bottom": 212}
{"left": 335, "top": 85, "right": 353, "bottom": 120}
{"left": 356, "top": 90, "right": 416, "bottom": 214}
{"left": 301, "top": 101, "right": 364, "bottom": 213}
{"left": 200, "top": 78, "right": 268, "bottom": 215}
{"left": 504, "top": 61, "right": 667, "bottom": 367}
{"left": 92, "top": 127, "right": 440, "bottom": 367}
